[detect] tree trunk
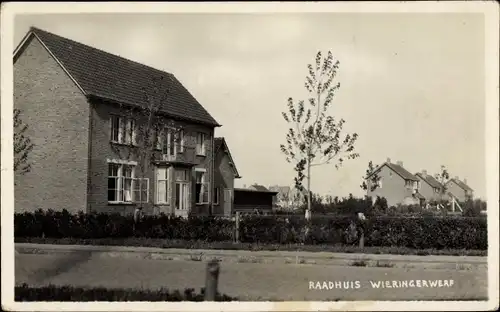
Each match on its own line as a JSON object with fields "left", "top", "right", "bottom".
{"left": 306, "top": 161, "right": 311, "bottom": 221}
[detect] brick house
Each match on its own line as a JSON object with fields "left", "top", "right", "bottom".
{"left": 14, "top": 27, "right": 221, "bottom": 217}
{"left": 212, "top": 137, "right": 241, "bottom": 216}
{"left": 445, "top": 177, "right": 474, "bottom": 203}
{"left": 414, "top": 170, "right": 445, "bottom": 202}
{"left": 365, "top": 158, "right": 423, "bottom": 207}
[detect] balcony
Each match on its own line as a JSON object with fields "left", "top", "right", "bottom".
{"left": 159, "top": 145, "right": 196, "bottom": 166}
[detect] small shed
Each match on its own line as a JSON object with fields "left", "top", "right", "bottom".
{"left": 233, "top": 188, "right": 278, "bottom": 214}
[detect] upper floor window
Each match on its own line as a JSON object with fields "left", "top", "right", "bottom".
{"left": 196, "top": 132, "right": 206, "bottom": 156}
{"left": 110, "top": 115, "right": 136, "bottom": 145}
{"left": 157, "top": 127, "right": 185, "bottom": 154}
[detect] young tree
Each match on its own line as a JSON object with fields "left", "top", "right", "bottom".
{"left": 14, "top": 108, "right": 34, "bottom": 177}
{"left": 434, "top": 165, "right": 450, "bottom": 203}
{"left": 360, "top": 161, "right": 381, "bottom": 192}
{"left": 111, "top": 75, "right": 218, "bottom": 213}
{"left": 280, "top": 51, "right": 359, "bottom": 221}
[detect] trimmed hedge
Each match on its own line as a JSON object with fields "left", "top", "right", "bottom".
{"left": 14, "top": 209, "right": 488, "bottom": 250}
{"left": 15, "top": 284, "right": 237, "bottom": 301}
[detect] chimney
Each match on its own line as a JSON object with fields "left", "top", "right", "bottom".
{"left": 464, "top": 178, "right": 468, "bottom": 185}
{"left": 454, "top": 176, "right": 459, "bottom": 180}
{"left": 421, "top": 170, "right": 427, "bottom": 176}
{"left": 396, "top": 161, "right": 403, "bottom": 166}
{"left": 386, "top": 157, "right": 391, "bottom": 163}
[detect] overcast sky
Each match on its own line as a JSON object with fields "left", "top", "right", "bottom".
{"left": 14, "top": 12, "right": 486, "bottom": 199}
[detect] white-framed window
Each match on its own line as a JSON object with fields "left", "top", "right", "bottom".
{"left": 107, "top": 162, "right": 148, "bottom": 203}
{"left": 196, "top": 132, "right": 206, "bottom": 156}
{"left": 195, "top": 168, "right": 209, "bottom": 204}
{"left": 155, "top": 167, "right": 170, "bottom": 204}
{"left": 157, "top": 128, "right": 185, "bottom": 155}
{"left": 174, "top": 168, "right": 190, "bottom": 210}
{"left": 213, "top": 187, "right": 220, "bottom": 205}
{"left": 405, "top": 180, "right": 413, "bottom": 188}
{"left": 110, "top": 115, "right": 136, "bottom": 145}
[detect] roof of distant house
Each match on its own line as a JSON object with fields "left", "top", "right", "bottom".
{"left": 249, "top": 184, "right": 269, "bottom": 192}
{"left": 14, "top": 27, "right": 220, "bottom": 127}
{"left": 415, "top": 173, "right": 444, "bottom": 189}
{"left": 447, "top": 178, "right": 473, "bottom": 192}
{"left": 214, "top": 137, "right": 241, "bottom": 178}
{"left": 268, "top": 185, "right": 291, "bottom": 194}
{"left": 234, "top": 188, "right": 278, "bottom": 195}
{"left": 367, "top": 161, "right": 419, "bottom": 181}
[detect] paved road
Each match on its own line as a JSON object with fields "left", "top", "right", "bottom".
{"left": 15, "top": 253, "right": 488, "bottom": 301}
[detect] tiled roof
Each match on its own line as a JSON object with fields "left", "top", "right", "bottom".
{"left": 25, "top": 27, "right": 220, "bottom": 127}
{"left": 368, "top": 161, "right": 419, "bottom": 181}
{"left": 250, "top": 184, "right": 269, "bottom": 192}
{"left": 386, "top": 163, "right": 419, "bottom": 181}
{"left": 415, "top": 173, "right": 444, "bottom": 189}
{"left": 448, "top": 178, "right": 473, "bottom": 192}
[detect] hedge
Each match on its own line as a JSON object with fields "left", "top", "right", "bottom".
{"left": 15, "top": 284, "right": 237, "bottom": 301}
{"left": 14, "top": 209, "right": 488, "bottom": 250}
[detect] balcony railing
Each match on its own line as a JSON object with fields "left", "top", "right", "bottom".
{"left": 160, "top": 145, "right": 196, "bottom": 165}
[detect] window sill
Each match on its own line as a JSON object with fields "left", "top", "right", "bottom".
{"left": 108, "top": 202, "right": 136, "bottom": 205}
{"left": 111, "top": 141, "right": 138, "bottom": 147}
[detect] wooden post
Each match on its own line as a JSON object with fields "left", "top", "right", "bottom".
{"left": 234, "top": 211, "right": 240, "bottom": 243}
{"left": 451, "top": 198, "right": 455, "bottom": 212}
{"left": 204, "top": 259, "right": 220, "bottom": 301}
{"left": 359, "top": 230, "right": 365, "bottom": 249}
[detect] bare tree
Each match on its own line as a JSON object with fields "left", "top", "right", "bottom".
{"left": 360, "top": 161, "right": 381, "bottom": 192}
{"left": 110, "top": 76, "right": 218, "bottom": 212}
{"left": 14, "top": 108, "right": 34, "bottom": 177}
{"left": 280, "top": 51, "right": 359, "bottom": 221}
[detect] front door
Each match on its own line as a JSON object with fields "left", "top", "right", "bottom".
{"left": 224, "top": 188, "right": 233, "bottom": 215}
{"left": 174, "top": 168, "right": 190, "bottom": 212}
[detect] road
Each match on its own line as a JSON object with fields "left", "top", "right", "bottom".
{"left": 15, "top": 253, "right": 488, "bottom": 301}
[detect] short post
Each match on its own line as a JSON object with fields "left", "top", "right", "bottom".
{"left": 234, "top": 211, "right": 240, "bottom": 243}
{"left": 204, "top": 259, "right": 220, "bottom": 301}
{"left": 357, "top": 212, "right": 366, "bottom": 249}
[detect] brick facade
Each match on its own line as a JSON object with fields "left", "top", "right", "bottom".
{"left": 14, "top": 32, "right": 216, "bottom": 217}
{"left": 213, "top": 147, "right": 236, "bottom": 216}
{"left": 14, "top": 35, "right": 90, "bottom": 214}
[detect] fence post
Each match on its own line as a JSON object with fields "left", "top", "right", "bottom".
{"left": 204, "top": 259, "right": 220, "bottom": 301}
{"left": 234, "top": 211, "right": 240, "bottom": 243}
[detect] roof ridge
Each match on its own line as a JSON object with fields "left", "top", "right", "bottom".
{"left": 30, "top": 26, "right": 176, "bottom": 81}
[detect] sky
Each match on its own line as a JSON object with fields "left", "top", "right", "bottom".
{"left": 14, "top": 12, "right": 487, "bottom": 199}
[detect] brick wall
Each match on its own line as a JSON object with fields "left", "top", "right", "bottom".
{"left": 14, "top": 35, "right": 90, "bottom": 213}
{"left": 88, "top": 99, "right": 215, "bottom": 216}
{"left": 213, "top": 146, "right": 236, "bottom": 216}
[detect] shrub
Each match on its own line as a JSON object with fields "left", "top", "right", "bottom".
{"left": 14, "top": 209, "right": 487, "bottom": 250}
{"left": 14, "top": 284, "right": 237, "bottom": 301}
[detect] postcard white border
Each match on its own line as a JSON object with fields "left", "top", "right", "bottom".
{"left": 2, "top": 1, "right": 499, "bottom": 311}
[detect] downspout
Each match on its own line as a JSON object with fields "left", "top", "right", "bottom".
{"left": 210, "top": 129, "right": 215, "bottom": 216}
{"left": 86, "top": 100, "right": 94, "bottom": 213}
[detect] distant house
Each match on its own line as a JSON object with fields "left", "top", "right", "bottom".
{"left": 233, "top": 188, "right": 278, "bottom": 214}
{"left": 365, "top": 158, "right": 423, "bottom": 207}
{"left": 248, "top": 184, "right": 269, "bottom": 192}
{"left": 268, "top": 185, "right": 307, "bottom": 210}
{"left": 415, "top": 170, "right": 445, "bottom": 202}
{"left": 445, "top": 177, "right": 474, "bottom": 203}
{"left": 212, "top": 137, "right": 241, "bottom": 216}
